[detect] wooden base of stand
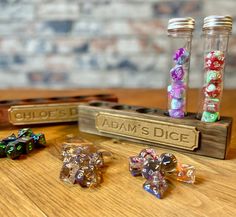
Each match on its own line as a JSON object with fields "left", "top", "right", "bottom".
{"left": 79, "top": 101, "right": 232, "bottom": 159}
{"left": 0, "top": 94, "right": 117, "bottom": 125}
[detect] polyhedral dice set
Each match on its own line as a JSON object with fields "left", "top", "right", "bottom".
{"left": 168, "top": 48, "right": 189, "bottom": 118}
{"left": 129, "top": 148, "right": 195, "bottom": 199}
{"left": 0, "top": 16, "right": 234, "bottom": 202}
{"left": 201, "top": 51, "right": 225, "bottom": 122}
{"left": 59, "top": 136, "right": 109, "bottom": 188}
{"left": 0, "top": 128, "right": 46, "bottom": 159}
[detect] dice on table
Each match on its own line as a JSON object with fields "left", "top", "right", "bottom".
{"left": 175, "top": 163, "right": 196, "bottom": 184}
{"left": 5, "top": 141, "right": 24, "bottom": 159}
{"left": 159, "top": 153, "right": 178, "bottom": 173}
{"left": 129, "top": 156, "right": 144, "bottom": 176}
{"left": 143, "top": 173, "right": 168, "bottom": 199}
{"left": 2, "top": 133, "right": 17, "bottom": 144}
{"left": 33, "top": 133, "right": 46, "bottom": 147}
{"left": 75, "top": 165, "right": 102, "bottom": 188}
{"left": 142, "top": 159, "right": 162, "bottom": 180}
{"left": 59, "top": 162, "right": 80, "bottom": 184}
{"left": 89, "top": 152, "right": 104, "bottom": 168}
{"left": 18, "top": 128, "right": 34, "bottom": 138}
{"left": 0, "top": 142, "right": 7, "bottom": 158}
{"left": 139, "top": 148, "right": 158, "bottom": 160}
{"left": 16, "top": 137, "right": 35, "bottom": 154}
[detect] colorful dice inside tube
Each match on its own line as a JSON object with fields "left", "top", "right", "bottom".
{"left": 205, "top": 51, "right": 225, "bottom": 71}
{"left": 202, "top": 50, "right": 224, "bottom": 122}
{"left": 173, "top": 47, "right": 190, "bottom": 65}
{"left": 168, "top": 48, "right": 189, "bottom": 118}
{"left": 129, "top": 148, "right": 195, "bottom": 199}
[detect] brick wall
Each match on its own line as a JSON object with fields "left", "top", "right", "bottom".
{"left": 0, "top": 0, "right": 235, "bottom": 88}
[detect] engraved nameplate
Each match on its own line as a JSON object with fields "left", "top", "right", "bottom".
{"left": 8, "top": 103, "right": 80, "bottom": 125}
{"left": 96, "top": 113, "right": 199, "bottom": 151}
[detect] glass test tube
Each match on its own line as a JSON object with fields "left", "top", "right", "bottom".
{"left": 167, "top": 17, "right": 195, "bottom": 118}
{"left": 197, "top": 15, "right": 232, "bottom": 122}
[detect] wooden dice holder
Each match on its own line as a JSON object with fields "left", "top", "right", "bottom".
{"left": 0, "top": 94, "right": 117, "bottom": 125}
{"left": 79, "top": 101, "right": 232, "bottom": 159}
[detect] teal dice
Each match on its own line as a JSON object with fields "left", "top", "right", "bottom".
{"left": 0, "top": 128, "right": 46, "bottom": 159}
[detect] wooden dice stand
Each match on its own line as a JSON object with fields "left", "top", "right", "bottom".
{"left": 79, "top": 101, "right": 232, "bottom": 159}
{"left": 0, "top": 94, "right": 117, "bottom": 125}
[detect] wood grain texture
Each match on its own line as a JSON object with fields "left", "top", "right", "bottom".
{"left": 78, "top": 101, "right": 232, "bottom": 159}
{"left": 0, "top": 88, "right": 236, "bottom": 217}
{"left": 0, "top": 93, "right": 117, "bottom": 125}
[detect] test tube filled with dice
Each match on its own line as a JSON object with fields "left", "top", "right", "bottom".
{"left": 197, "top": 16, "right": 232, "bottom": 122}
{"left": 167, "top": 17, "right": 195, "bottom": 118}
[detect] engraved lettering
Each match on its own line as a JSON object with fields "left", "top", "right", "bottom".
{"left": 169, "top": 132, "right": 179, "bottom": 141}
{"left": 58, "top": 109, "right": 67, "bottom": 117}
{"left": 102, "top": 119, "right": 110, "bottom": 127}
{"left": 70, "top": 108, "right": 78, "bottom": 115}
{"left": 111, "top": 121, "right": 119, "bottom": 129}
{"left": 180, "top": 134, "right": 189, "bottom": 143}
{"left": 48, "top": 110, "right": 57, "bottom": 118}
{"left": 154, "top": 127, "right": 164, "bottom": 137}
{"left": 8, "top": 103, "right": 80, "bottom": 124}
{"left": 142, "top": 126, "right": 149, "bottom": 135}
{"left": 128, "top": 124, "right": 137, "bottom": 134}
{"left": 24, "top": 112, "right": 32, "bottom": 120}
{"left": 40, "top": 111, "right": 48, "bottom": 119}
{"left": 15, "top": 113, "right": 23, "bottom": 120}
{"left": 119, "top": 123, "right": 127, "bottom": 131}
{"left": 96, "top": 113, "right": 199, "bottom": 151}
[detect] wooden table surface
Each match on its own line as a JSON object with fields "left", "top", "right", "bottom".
{"left": 0, "top": 88, "right": 236, "bottom": 217}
